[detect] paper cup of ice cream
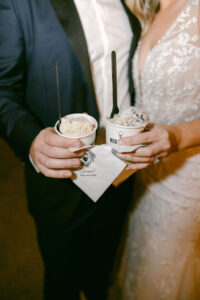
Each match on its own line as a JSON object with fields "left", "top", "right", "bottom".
{"left": 55, "top": 113, "right": 98, "bottom": 146}
{"left": 106, "top": 106, "right": 149, "bottom": 145}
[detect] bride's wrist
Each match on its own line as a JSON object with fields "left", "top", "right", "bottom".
{"left": 171, "top": 125, "right": 183, "bottom": 152}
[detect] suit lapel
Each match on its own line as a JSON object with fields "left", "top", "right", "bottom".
{"left": 50, "top": 0, "right": 96, "bottom": 102}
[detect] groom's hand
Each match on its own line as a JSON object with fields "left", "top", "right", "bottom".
{"left": 29, "top": 127, "right": 85, "bottom": 178}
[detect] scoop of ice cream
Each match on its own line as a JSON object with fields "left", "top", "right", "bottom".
{"left": 60, "top": 117, "right": 94, "bottom": 137}
{"left": 108, "top": 106, "right": 149, "bottom": 127}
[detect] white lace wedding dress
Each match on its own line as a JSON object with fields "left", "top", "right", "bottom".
{"left": 108, "top": 1, "right": 200, "bottom": 299}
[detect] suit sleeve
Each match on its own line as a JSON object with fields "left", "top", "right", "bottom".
{"left": 0, "top": 0, "right": 42, "bottom": 162}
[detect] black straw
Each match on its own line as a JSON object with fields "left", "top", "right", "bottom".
{"left": 110, "top": 51, "right": 119, "bottom": 118}
{"left": 56, "top": 62, "right": 62, "bottom": 129}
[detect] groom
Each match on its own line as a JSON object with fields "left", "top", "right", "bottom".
{"left": 0, "top": 0, "right": 141, "bottom": 299}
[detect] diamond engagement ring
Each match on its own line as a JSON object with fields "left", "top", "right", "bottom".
{"left": 154, "top": 155, "right": 160, "bottom": 164}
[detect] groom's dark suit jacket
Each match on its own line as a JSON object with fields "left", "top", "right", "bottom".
{"left": 0, "top": 0, "right": 141, "bottom": 232}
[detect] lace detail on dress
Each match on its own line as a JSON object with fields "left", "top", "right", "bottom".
{"left": 134, "top": 0, "right": 200, "bottom": 125}
{"left": 110, "top": 1, "right": 200, "bottom": 299}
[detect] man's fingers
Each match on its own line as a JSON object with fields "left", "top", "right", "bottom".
{"left": 40, "top": 144, "right": 85, "bottom": 159}
{"left": 37, "top": 153, "right": 82, "bottom": 169}
{"left": 37, "top": 163, "right": 73, "bottom": 179}
{"left": 45, "top": 128, "right": 83, "bottom": 148}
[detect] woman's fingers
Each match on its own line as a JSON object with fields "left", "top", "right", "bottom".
{"left": 118, "top": 153, "right": 154, "bottom": 163}
{"left": 118, "top": 128, "right": 158, "bottom": 146}
{"left": 134, "top": 140, "right": 170, "bottom": 158}
{"left": 126, "top": 163, "right": 151, "bottom": 171}
{"left": 118, "top": 138, "right": 171, "bottom": 166}
{"left": 118, "top": 124, "right": 173, "bottom": 148}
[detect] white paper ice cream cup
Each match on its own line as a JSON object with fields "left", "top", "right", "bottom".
{"left": 106, "top": 120, "right": 145, "bottom": 146}
{"left": 55, "top": 113, "right": 98, "bottom": 146}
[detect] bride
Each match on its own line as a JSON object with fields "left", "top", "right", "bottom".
{"left": 109, "top": 0, "right": 200, "bottom": 299}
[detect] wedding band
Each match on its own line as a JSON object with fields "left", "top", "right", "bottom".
{"left": 154, "top": 155, "right": 160, "bottom": 164}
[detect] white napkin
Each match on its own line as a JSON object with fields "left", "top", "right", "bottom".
{"left": 70, "top": 143, "right": 144, "bottom": 202}
{"left": 71, "top": 145, "right": 126, "bottom": 202}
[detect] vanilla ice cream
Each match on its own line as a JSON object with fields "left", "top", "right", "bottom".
{"left": 60, "top": 116, "right": 94, "bottom": 137}
{"left": 107, "top": 106, "right": 149, "bottom": 127}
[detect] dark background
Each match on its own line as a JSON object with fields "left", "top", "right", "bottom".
{"left": 0, "top": 138, "right": 43, "bottom": 300}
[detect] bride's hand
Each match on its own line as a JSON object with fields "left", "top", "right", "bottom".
{"left": 117, "top": 123, "right": 181, "bottom": 171}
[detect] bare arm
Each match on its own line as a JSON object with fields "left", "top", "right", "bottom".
{"left": 173, "top": 119, "right": 200, "bottom": 151}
